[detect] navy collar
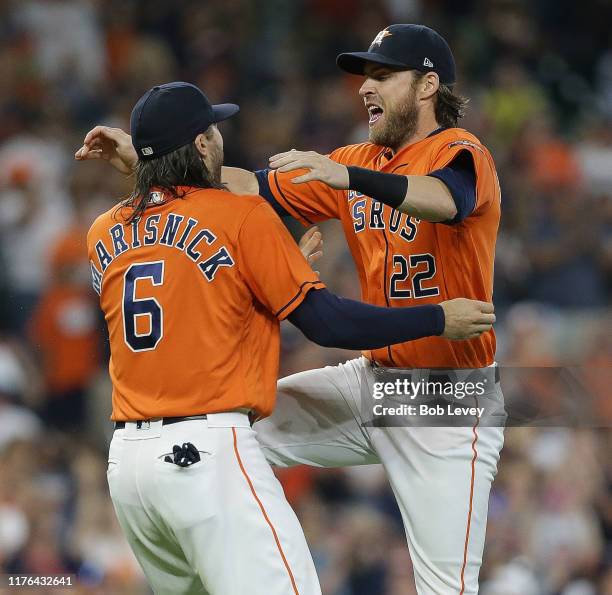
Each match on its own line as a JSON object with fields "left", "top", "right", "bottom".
{"left": 427, "top": 126, "right": 447, "bottom": 138}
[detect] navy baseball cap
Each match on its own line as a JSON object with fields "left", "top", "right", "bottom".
{"left": 130, "top": 82, "right": 239, "bottom": 160}
{"left": 337, "top": 24, "right": 456, "bottom": 85}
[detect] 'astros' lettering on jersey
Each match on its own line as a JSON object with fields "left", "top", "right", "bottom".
{"left": 87, "top": 188, "right": 324, "bottom": 421}
{"left": 267, "top": 128, "right": 501, "bottom": 368}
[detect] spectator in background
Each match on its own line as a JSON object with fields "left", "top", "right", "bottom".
{"left": 0, "top": 150, "right": 71, "bottom": 332}
{"left": 519, "top": 114, "right": 582, "bottom": 194}
{"left": 25, "top": 163, "right": 120, "bottom": 430}
{"left": 0, "top": 337, "right": 42, "bottom": 451}
{"left": 13, "top": 0, "right": 105, "bottom": 86}
{"left": 575, "top": 121, "right": 612, "bottom": 196}
{"left": 483, "top": 62, "right": 548, "bottom": 154}
{"left": 524, "top": 190, "right": 606, "bottom": 308}
{"left": 28, "top": 230, "right": 101, "bottom": 430}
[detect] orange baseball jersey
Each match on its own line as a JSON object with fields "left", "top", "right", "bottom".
{"left": 87, "top": 188, "right": 324, "bottom": 421}
{"left": 268, "top": 128, "right": 500, "bottom": 368}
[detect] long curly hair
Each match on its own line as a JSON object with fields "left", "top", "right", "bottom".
{"left": 118, "top": 133, "right": 224, "bottom": 224}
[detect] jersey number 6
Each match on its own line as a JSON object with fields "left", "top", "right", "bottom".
{"left": 123, "top": 261, "right": 164, "bottom": 352}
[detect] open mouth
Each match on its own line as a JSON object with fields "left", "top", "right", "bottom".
{"left": 367, "top": 104, "right": 384, "bottom": 125}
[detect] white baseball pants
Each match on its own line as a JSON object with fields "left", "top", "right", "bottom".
{"left": 107, "top": 412, "right": 321, "bottom": 595}
{"left": 256, "top": 357, "right": 505, "bottom": 595}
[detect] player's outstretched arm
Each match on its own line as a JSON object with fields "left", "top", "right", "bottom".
{"left": 75, "top": 126, "right": 137, "bottom": 175}
{"left": 268, "top": 150, "right": 457, "bottom": 222}
{"left": 75, "top": 128, "right": 267, "bottom": 197}
{"left": 287, "top": 289, "right": 494, "bottom": 350}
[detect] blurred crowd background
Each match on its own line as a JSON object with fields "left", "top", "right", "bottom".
{"left": 0, "top": 0, "right": 610, "bottom": 593}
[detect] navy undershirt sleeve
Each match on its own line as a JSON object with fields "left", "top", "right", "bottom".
{"left": 254, "top": 169, "right": 291, "bottom": 218}
{"left": 287, "top": 288, "right": 444, "bottom": 350}
{"left": 427, "top": 151, "right": 476, "bottom": 224}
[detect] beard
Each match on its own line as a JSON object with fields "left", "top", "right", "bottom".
{"left": 369, "top": 88, "right": 419, "bottom": 151}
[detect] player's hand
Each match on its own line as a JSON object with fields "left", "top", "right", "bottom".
{"left": 440, "top": 299, "right": 495, "bottom": 340}
{"left": 74, "top": 126, "right": 137, "bottom": 175}
{"left": 299, "top": 226, "right": 323, "bottom": 267}
{"left": 269, "top": 150, "right": 349, "bottom": 189}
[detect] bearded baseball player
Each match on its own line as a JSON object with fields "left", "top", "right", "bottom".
{"left": 82, "top": 79, "right": 495, "bottom": 595}
{"left": 230, "top": 24, "right": 505, "bottom": 595}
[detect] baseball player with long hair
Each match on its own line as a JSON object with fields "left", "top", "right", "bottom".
{"left": 83, "top": 80, "right": 494, "bottom": 595}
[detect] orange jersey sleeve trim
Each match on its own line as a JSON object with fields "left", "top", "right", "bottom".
{"left": 275, "top": 280, "right": 325, "bottom": 320}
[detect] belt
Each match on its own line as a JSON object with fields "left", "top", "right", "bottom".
{"left": 114, "top": 414, "right": 208, "bottom": 430}
{"left": 114, "top": 412, "right": 256, "bottom": 430}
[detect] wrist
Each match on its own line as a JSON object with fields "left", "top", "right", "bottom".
{"left": 346, "top": 167, "right": 408, "bottom": 208}
{"left": 431, "top": 304, "right": 445, "bottom": 336}
{"left": 340, "top": 164, "right": 350, "bottom": 189}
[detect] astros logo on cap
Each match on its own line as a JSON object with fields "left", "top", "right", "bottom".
{"left": 371, "top": 29, "right": 392, "bottom": 47}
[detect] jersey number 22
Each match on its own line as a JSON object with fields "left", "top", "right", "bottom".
{"left": 390, "top": 253, "right": 439, "bottom": 299}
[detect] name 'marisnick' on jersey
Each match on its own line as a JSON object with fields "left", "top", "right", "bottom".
{"left": 90, "top": 211, "right": 235, "bottom": 295}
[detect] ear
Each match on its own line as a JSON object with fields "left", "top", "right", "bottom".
{"left": 418, "top": 72, "right": 440, "bottom": 101}
{"left": 194, "top": 132, "right": 208, "bottom": 158}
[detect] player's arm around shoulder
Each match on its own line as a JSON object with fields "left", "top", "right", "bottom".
{"left": 222, "top": 166, "right": 259, "bottom": 195}
{"left": 266, "top": 141, "right": 462, "bottom": 223}
{"left": 222, "top": 144, "right": 367, "bottom": 197}
{"left": 266, "top": 143, "right": 369, "bottom": 188}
